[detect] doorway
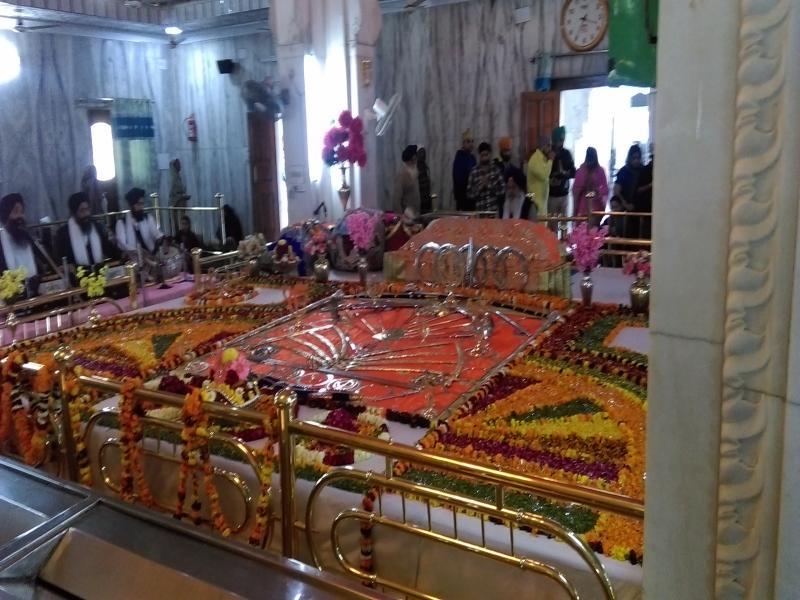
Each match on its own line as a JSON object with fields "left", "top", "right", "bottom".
{"left": 560, "top": 85, "right": 653, "bottom": 209}
{"left": 247, "top": 113, "right": 280, "bottom": 241}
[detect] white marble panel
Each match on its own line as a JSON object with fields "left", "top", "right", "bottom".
{"left": 374, "top": 0, "right": 608, "bottom": 211}
{"left": 644, "top": 332, "right": 723, "bottom": 600}
{"left": 0, "top": 30, "right": 276, "bottom": 236}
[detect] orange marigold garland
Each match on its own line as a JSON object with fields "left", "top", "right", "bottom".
{"left": 248, "top": 409, "right": 277, "bottom": 547}
{"left": 61, "top": 368, "right": 95, "bottom": 486}
{"left": 1, "top": 350, "right": 48, "bottom": 466}
{"left": 173, "top": 387, "right": 232, "bottom": 537}
{"left": 119, "top": 378, "right": 154, "bottom": 505}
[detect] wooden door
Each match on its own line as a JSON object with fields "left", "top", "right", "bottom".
{"left": 521, "top": 91, "right": 561, "bottom": 160}
{"left": 248, "top": 113, "right": 280, "bottom": 241}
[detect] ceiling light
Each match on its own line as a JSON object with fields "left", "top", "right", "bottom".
{"left": 164, "top": 26, "right": 182, "bottom": 36}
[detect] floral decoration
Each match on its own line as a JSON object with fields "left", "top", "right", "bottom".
{"left": 345, "top": 211, "right": 380, "bottom": 253}
{"left": 0, "top": 267, "right": 26, "bottom": 301}
{"left": 622, "top": 251, "right": 651, "bottom": 279}
{"left": 304, "top": 225, "right": 329, "bottom": 260}
{"left": 119, "top": 378, "right": 154, "bottom": 505}
{"left": 567, "top": 223, "right": 608, "bottom": 273}
{"left": 76, "top": 265, "right": 109, "bottom": 299}
{"left": 237, "top": 233, "right": 266, "bottom": 259}
{"left": 322, "top": 110, "right": 367, "bottom": 168}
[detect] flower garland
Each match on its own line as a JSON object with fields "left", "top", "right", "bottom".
{"left": 119, "top": 378, "right": 154, "bottom": 505}
{"left": 61, "top": 368, "right": 94, "bottom": 485}
{"left": 185, "top": 283, "right": 256, "bottom": 307}
{"left": 0, "top": 350, "right": 50, "bottom": 466}
{"left": 248, "top": 408, "right": 276, "bottom": 547}
{"left": 0, "top": 267, "right": 26, "bottom": 301}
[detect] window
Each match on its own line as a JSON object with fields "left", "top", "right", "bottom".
{"left": 0, "top": 37, "right": 20, "bottom": 84}
{"left": 88, "top": 111, "right": 116, "bottom": 182}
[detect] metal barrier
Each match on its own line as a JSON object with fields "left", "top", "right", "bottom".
{"left": 29, "top": 192, "right": 227, "bottom": 252}
{"left": 0, "top": 264, "right": 138, "bottom": 344}
{"left": 4, "top": 354, "right": 645, "bottom": 599}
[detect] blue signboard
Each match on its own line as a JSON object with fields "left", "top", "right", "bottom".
{"left": 112, "top": 116, "right": 155, "bottom": 139}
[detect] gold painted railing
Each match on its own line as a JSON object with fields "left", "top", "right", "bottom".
{"left": 8, "top": 351, "right": 645, "bottom": 600}
{"left": 0, "top": 264, "right": 138, "bottom": 343}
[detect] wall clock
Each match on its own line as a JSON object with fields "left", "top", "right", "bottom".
{"left": 560, "top": 0, "right": 609, "bottom": 52}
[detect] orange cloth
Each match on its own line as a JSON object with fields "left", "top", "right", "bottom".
{"left": 499, "top": 137, "right": 513, "bottom": 152}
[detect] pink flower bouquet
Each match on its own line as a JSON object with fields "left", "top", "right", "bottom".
{"left": 345, "top": 211, "right": 380, "bottom": 252}
{"left": 623, "top": 251, "right": 652, "bottom": 279}
{"left": 567, "top": 223, "right": 608, "bottom": 273}
{"left": 322, "top": 110, "right": 367, "bottom": 168}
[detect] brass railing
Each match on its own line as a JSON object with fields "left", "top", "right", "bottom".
{"left": 8, "top": 345, "right": 645, "bottom": 599}
{"left": 0, "top": 264, "right": 138, "bottom": 343}
{"left": 29, "top": 192, "right": 227, "bottom": 251}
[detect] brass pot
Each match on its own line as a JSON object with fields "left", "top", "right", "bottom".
{"left": 630, "top": 276, "right": 651, "bottom": 314}
{"left": 580, "top": 271, "right": 593, "bottom": 307}
{"left": 313, "top": 256, "right": 330, "bottom": 283}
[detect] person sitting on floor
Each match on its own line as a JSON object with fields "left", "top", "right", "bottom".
{"left": 0, "top": 193, "right": 48, "bottom": 296}
{"left": 175, "top": 215, "right": 203, "bottom": 251}
{"left": 55, "top": 192, "right": 119, "bottom": 270}
{"left": 115, "top": 187, "right": 165, "bottom": 260}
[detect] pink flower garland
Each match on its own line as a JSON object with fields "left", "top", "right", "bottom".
{"left": 323, "top": 110, "right": 367, "bottom": 168}
{"left": 567, "top": 223, "right": 608, "bottom": 273}
{"left": 346, "top": 212, "right": 379, "bottom": 252}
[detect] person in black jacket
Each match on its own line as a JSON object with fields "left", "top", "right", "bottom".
{"left": 55, "top": 192, "right": 119, "bottom": 270}
{"left": 217, "top": 204, "right": 244, "bottom": 251}
{"left": 548, "top": 126, "right": 576, "bottom": 228}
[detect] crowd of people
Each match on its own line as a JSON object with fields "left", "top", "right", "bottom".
{"left": 0, "top": 166, "right": 246, "bottom": 299}
{"left": 392, "top": 126, "right": 654, "bottom": 237}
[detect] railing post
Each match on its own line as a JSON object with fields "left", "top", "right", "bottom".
{"left": 274, "top": 388, "right": 297, "bottom": 558}
{"left": 191, "top": 247, "right": 203, "bottom": 292}
{"left": 53, "top": 345, "right": 80, "bottom": 482}
{"left": 151, "top": 192, "right": 161, "bottom": 230}
{"left": 215, "top": 193, "right": 226, "bottom": 249}
{"left": 126, "top": 262, "right": 139, "bottom": 309}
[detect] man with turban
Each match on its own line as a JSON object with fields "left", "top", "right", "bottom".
{"left": 0, "top": 193, "right": 47, "bottom": 295}
{"left": 55, "top": 192, "right": 118, "bottom": 269}
{"left": 392, "top": 145, "right": 422, "bottom": 218}
{"left": 452, "top": 130, "right": 477, "bottom": 211}
{"left": 548, "top": 125, "right": 576, "bottom": 228}
{"left": 115, "top": 187, "right": 164, "bottom": 259}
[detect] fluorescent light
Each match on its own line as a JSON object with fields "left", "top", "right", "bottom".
{"left": 164, "top": 26, "right": 182, "bottom": 36}
{"left": 90, "top": 122, "right": 116, "bottom": 182}
{"left": 0, "top": 37, "right": 20, "bottom": 84}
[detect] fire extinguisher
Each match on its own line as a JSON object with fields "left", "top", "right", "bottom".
{"left": 184, "top": 114, "right": 198, "bottom": 142}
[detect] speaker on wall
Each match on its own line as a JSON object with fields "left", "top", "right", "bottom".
{"left": 217, "top": 59, "right": 236, "bottom": 74}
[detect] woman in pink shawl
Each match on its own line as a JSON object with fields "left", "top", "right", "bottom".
{"left": 572, "top": 147, "right": 609, "bottom": 226}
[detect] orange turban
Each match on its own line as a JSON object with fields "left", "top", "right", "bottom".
{"left": 499, "top": 137, "right": 513, "bottom": 152}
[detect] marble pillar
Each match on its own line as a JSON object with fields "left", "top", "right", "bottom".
{"left": 273, "top": 0, "right": 381, "bottom": 223}
{"left": 646, "top": 1, "right": 800, "bottom": 598}
{"left": 271, "top": 0, "right": 314, "bottom": 225}
{"left": 346, "top": 0, "right": 382, "bottom": 209}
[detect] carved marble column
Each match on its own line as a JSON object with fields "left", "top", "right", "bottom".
{"left": 346, "top": 0, "right": 382, "bottom": 209}
{"left": 647, "top": 1, "right": 800, "bottom": 598}
{"left": 271, "top": 0, "right": 314, "bottom": 224}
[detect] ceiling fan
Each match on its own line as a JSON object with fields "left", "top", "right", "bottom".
{"left": 13, "top": 18, "right": 59, "bottom": 33}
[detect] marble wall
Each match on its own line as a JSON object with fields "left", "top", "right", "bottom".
{"left": 0, "top": 29, "right": 275, "bottom": 240}
{"left": 375, "top": 0, "right": 608, "bottom": 210}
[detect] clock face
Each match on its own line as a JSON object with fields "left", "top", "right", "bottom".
{"left": 561, "top": 0, "right": 609, "bottom": 52}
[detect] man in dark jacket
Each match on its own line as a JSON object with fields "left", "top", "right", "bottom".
{"left": 452, "top": 130, "right": 477, "bottom": 211}
{"left": 548, "top": 126, "right": 576, "bottom": 228}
